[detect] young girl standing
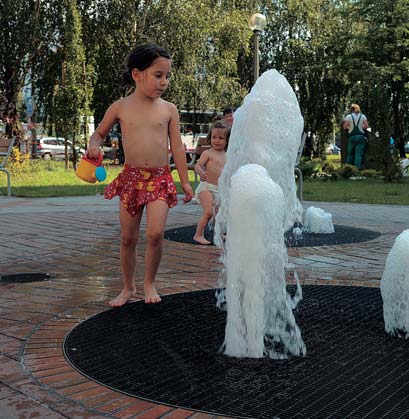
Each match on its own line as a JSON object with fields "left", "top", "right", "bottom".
{"left": 87, "top": 44, "right": 193, "bottom": 306}
{"left": 193, "top": 120, "right": 230, "bottom": 245}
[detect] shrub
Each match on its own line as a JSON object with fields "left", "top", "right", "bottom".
{"left": 338, "top": 164, "right": 359, "bottom": 179}
{"left": 299, "top": 160, "right": 315, "bottom": 179}
{"left": 321, "top": 161, "right": 338, "bottom": 180}
{"left": 8, "top": 147, "right": 31, "bottom": 176}
{"left": 359, "top": 169, "right": 381, "bottom": 178}
{"left": 299, "top": 158, "right": 323, "bottom": 179}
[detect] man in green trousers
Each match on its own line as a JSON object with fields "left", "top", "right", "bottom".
{"left": 343, "top": 104, "right": 369, "bottom": 169}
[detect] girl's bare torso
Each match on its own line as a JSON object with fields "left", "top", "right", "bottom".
{"left": 118, "top": 96, "right": 171, "bottom": 168}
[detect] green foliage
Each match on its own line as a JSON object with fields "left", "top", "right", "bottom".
{"left": 87, "top": 0, "right": 253, "bottom": 126}
{"left": 342, "top": 0, "right": 409, "bottom": 157}
{"left": 2, "top": 159, "right": 409, "bottom": 205}
{"left": 7, "top": 147, "right": 30, "bottom": 176}
{"left": 0, "top": 0, "right": 43, "bottom": 133}
{"left": 2, "top": 0, "right": 408, "bottom": 162}
{"left": 338, "top": 163, "right": 359, "bottom": 179}
{"left": 260, "top": 0, "right": 349, "bottom": 156}
{"left": 298, "top": 158, "right": 324, "bottom": 179}
{"left": 359, "top": 83, "right": 403, "bottom": 181}
{"left": 54, "top": 0, "right": 87, "bottom": 165}
{"left": 359, "top": 169, "right": 381, "bottom": 178}
{"left": 321, "top": 161, "right": 339, "bottom": 180}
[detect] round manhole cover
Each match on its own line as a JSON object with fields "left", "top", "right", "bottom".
{"left": 0, "top": 273, "right": 54, "bottom": 283}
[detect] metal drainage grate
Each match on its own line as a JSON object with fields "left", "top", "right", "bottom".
{"left": 0, "top": 273, "right": 54, "bottom": 283}
{"left": 64, "top": 286, "right": 409, "bottom": 419}
{"left": 164, "top": 224, "right": 381, "bottom": 247}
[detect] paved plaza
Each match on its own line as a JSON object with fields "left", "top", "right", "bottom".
{"left": 0, "top": 194, "right": 408, "bottom": 418}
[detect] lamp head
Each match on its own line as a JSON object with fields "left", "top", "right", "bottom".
{"left": 248, "top": 13, "right": 267, "bottom": 32}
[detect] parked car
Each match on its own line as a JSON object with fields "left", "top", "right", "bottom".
{"left": 405, "top": 142, "right": 409, "bottom": 154}
{"left": 326, "top": 144, "right": 341, "bottom": 155}
{"left": 37, "top": 137, "right": 85, "bottom": 160}
{"left": 102, "top": 146, "right": 115, "bottom": 160}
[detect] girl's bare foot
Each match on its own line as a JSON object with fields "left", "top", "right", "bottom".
{"left": 109, "top": 288, "right": 135, "bottom": 307}
{"left": 193, "top": 235, "right": 211, "bottom": 245}
{"left": 144, "top": 283, "right": 161, "bottom": 304}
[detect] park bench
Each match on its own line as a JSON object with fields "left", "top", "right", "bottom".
{"left": 0, "top": 136, "right": 16, "bottom": 197}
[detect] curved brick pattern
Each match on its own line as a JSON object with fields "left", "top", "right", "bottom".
{"left": 0, "top": 196, "right": 407, "bottom": 418}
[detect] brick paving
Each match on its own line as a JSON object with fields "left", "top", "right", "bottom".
{"left": 0, "top": 195, "right": 408, "bottom": 419}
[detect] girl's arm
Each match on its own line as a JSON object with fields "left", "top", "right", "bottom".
{"left": 194, "top": 151, "right": 210, "bottom": 181}
{"left": 168, "top": 104, "right": 194, "bottom": 202}
{"left": 88, "top": 101, "right": 120, "bottom": 158}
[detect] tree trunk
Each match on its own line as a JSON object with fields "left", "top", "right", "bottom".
{"left": 392, "top": 82, "right": 405, "bottom": 157}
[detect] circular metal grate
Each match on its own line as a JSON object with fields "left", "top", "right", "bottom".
{"left": 64, "top": 286, "right": 409, "bottom": 419}
{"left": 164, "top": 224, "right": 381, "bottom": 247}
{"left": 0, "top": 273, "right": 54, "bottom": 283}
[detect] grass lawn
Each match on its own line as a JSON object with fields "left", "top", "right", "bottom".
{"left": 0, "top": 160, "right": 200, "bottom": 198}
{"left": 303, "top": 178, "right": 409, "bottom": 205}
{"left": 1, "top": 159, "right": 408, "bottom": 205}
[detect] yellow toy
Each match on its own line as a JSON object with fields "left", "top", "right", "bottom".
{"left": 76, "top": 152, "right": 106, "bottom": 183}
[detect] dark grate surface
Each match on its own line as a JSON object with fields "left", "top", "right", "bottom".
{"left": 64, "top": 286, "right": 409, "bottom": 419}
{"left": 0, "top": 273, "right": 53, "bottom": 283}
{"left": 164, "top": 224, "right": 380, "bottom": 247}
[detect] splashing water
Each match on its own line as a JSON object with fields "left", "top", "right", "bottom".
{"left": 214, "top": 70, "right": 306, "bottom": 358}
{"left": 215, "top": 69, "right": 303, "bottom": 249}
{"left": 381, "top": 229, "right": 409, "bottom": 337}
{"left": 221, "top": 164, "right": 305, "bottom": 358}
{"left": 303, "top": 206, "right": 335, "bottom": 234}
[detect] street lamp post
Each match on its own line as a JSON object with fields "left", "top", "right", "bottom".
{"left": 248, "top": 13, "right": 267, "bottom": 84}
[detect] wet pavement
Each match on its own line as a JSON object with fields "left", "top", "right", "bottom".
{"left": 0, "top": 194, "right": 408, "bottom": 418}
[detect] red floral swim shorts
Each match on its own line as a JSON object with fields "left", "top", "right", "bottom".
{"left": 104, "top": 165, "right": 178, "bottom": 216}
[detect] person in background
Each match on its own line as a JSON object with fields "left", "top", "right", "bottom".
{"left": 223, "top": 107, "right": 235, "bottom": 127}
{"left": 343, "top": 104, "right": 368, "bottom": 169}
{"left": 193, "top": 120, "right": 230, "bottom": 245}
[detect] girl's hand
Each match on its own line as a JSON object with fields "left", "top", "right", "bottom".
{"left": 87, "top": 136, "right": 102, "bottom": 159}
{"left": 181, "top": 182, "right": 194, "bottom": 203}
{"left": 87, "top": 144, "right": 100, "bottom": 159}
{"left": 200, "top": 171, "right": 208, "bottom": 181}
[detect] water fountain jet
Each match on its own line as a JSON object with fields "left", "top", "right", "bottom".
{"left": 381, "top": 229, "right": 409, "bottom": 337}
{"left": 215, "top": 70, "right": 306, "bottom": 358}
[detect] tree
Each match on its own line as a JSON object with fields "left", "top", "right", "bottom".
{"left": 347, "top": 0, "right": 409, "bottom": 158}
{"left": 259, "top": 0, "right": 351, "bottom": 157}
{"left": 0, "top": 0, "right": 42, "bottom": 137}
{"left": 54, "top": 0, "right": 87, "bottom": 169}
{"left": 144, "top": 0, "right": 252, "bottom": 132}
{"left": 86, "top": 0, "right": 253, "bottom": 132}
{"left": 89, "top": 0, "right": 153, "bottom": 123}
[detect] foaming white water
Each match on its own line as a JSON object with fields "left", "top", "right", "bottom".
{"left": 381, "top": 229, "right": 409, "bottom": 337}
{"left": 303, "top": 206, "right": 335, "bottom": 234}
{"left": 222, "top": 164, "right": 306, "bottom": 358}
{"left": 215, "top": 69, "right": 303, "bottom": 245}
{"left": 214, "top": 70, "right": 306, "bottom": 358}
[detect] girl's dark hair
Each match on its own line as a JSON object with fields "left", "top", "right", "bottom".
{"left": 122, "top": 44, "right": 171, "bottom": 87}
{"left": 207, "top": 120, "right": 231, "bottom": 150}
